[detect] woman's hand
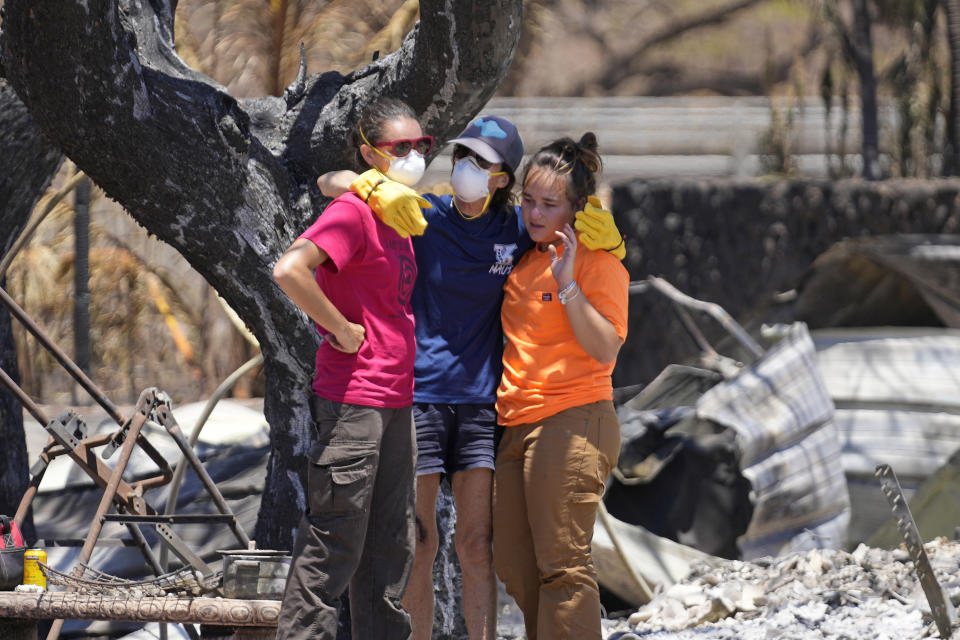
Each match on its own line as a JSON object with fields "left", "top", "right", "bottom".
{"left": 548, "top": 223, "right": 577, "bottom": 289}
{"left": 547, "top": 223, "right": 623, "bottom": 363}
{"left": 325, "top": 322, "right": 366, "bottom": 353}
{"left": 274, "top": 239, "right": 365, "bottom": 354}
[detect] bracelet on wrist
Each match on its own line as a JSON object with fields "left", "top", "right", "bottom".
{"left": 558, "top": 281, "right": 580, "bottom": 305}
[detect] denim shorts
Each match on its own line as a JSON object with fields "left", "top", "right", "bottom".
{"left": 413, "top": 403, "right": 497, "bottom": 477}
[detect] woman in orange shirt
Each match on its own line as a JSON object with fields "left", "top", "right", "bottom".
{"left": 493, "top": 133, "right": 630, "bottom": 640}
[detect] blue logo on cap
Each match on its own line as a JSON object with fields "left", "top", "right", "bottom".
{"left": 475, "top": 118, "right": 507, "bottom": 139}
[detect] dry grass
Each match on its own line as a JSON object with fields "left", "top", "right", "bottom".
{"left": 7, "top": 165, "right": 261, "bottom": 406}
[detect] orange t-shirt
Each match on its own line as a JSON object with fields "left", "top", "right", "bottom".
{"left": 496, "top": 241, "right": 629, "bottom": 426}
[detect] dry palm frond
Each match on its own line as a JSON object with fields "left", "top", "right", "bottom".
{"left": 8, "top": 246, "right": 65, "bottom": 315}
{"left": 360, "top": 0, "right": 420, "bottom": 65}
{"left": 9, "top": 240, "right": 208, "bottom": 402}
{"left": 144, "top": 272, "right": 201, "bottom": 372}
{"left": 176, "top": 0, "right": 410, "bottom": 95}
{"left": 95, "top": 229, "right": 205, "bottom": 330}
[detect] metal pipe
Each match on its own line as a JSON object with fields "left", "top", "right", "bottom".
{"left": 0, "top": 286, "right": 125, "bottom": 424}
{"left": 645, "top": 277, "right": 764, "bottom": 358}
{"left": 155, "top": 403, "right": 251, "bottom": 549}
{"left": 71, "top": 403, "right": 150, "bottom": 576}
{"left": 159, "top": 354, "right": 263, "bottom": 571}
{"left": 157, "top": 354, "right": 262, "bottom": 640}
{"left": 597, "top": 500, "right": 655, "bottom": 604}
{"left": 671, "top": 303, "right": 718, "bottom": 357}
{"left": 14, "top": 439, "right": 55, "bottom": 528}
{"left": 0, "top": 287, "right": 173, "bottom": 484}
{"left": 0, "top": 365, "right": 48, "bottom": 425}
{"left": 124, "top": 521, "right": 164, "bottom": 577}
{"left": 46, "top": 400, "right": 150, "bottom": 640}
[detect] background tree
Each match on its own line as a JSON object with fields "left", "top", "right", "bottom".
{"left": 72, "top": 177, "right": 91, "bottom": 403}
{"left": 822, "top": 0, "right": 881, "bottom": 179}
{"left": 943, "top": 0, "right": 960, "bottom": 173}
{"left": 504, "top": 0, "right": 824, "bottom": 97}
{"left": 0, "top": 0, "right": 523, "bottom": 549}
{"left": 0, "top": 78, "right": 63, "bottom": 539}
{"left": 852, "top": 0, "right": 881, "bottom": 179}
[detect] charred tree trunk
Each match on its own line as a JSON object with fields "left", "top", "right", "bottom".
{"left": 0, "top": 0, "right": 523, "bottom": 550}
{"left": 0, "top": 80, "right": 64, "bottom": 540}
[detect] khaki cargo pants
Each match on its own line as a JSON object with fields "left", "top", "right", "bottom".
{"left": 276, "top": 396, "right": 417, "bottom": 640}
{"left": 493, "top": 400, "right": 620, "bottom": 640}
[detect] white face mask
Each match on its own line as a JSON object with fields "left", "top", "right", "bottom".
{"left": 385, "top": 151, "right": 426, "bottom": 187}
{"left": 451, "top": 157, "right": 493, "bottom": 203}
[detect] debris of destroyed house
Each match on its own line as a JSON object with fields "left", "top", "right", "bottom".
{"left": 777, "top": 234, "right": 960, "bottom": 544}
{"left": 595, "top": 278, "right": 850, "bottom": 609}
{"left": 602, "top": 539, "right": 960, "bottom": 640}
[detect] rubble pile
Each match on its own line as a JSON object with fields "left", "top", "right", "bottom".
{"left": 602, "top": 539, "right": 960, "bottom": 640}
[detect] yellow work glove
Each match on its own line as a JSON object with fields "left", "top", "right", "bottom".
{"left": 574, "top": 195, "right": 626, "bottom": 260}
{"left": 349, "top": 169, "right": 431, "bottom": 238}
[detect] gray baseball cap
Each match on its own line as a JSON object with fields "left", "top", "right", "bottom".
{"left": 448, "top": 115, "right": 524, "bottom": 174}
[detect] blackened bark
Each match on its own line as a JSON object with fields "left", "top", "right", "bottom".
{"left": 0, "top": 80, "right": 64, "bottom": 540}
{"left": 0, "top": 0, "right": 522, "bottom": 549}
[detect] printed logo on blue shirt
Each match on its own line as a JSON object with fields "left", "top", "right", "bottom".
{"left": 490, "top": 243, "right": 518, "bottom": 275}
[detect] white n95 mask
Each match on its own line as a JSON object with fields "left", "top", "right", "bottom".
{"left": 451, "top": 157, "right": 493, "bottom": 203}
{"left": 385, "top": 152, "right": 426, "bottom": 187}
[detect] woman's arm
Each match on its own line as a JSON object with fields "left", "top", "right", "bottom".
{"left": 550, "top": 224, "right": 624, "bottom": 364}
{"left": 561, "top": 289, "right": 624, "bottom": 364}
{"left": 317, "top": 171, "right": 360, "bottom": 198}
{"left": 273, "top": 238, "right": 365, "bottom": 353}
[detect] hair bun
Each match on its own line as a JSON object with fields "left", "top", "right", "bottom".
{"left": 576, "top": 132, "right": 602, "bottom": 174}
{"left": 578, "top": 132, "right": 599, "bottom": 154}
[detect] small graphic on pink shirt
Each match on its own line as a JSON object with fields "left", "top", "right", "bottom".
{"left": 398, "top": 254, "right": 416, "bottom": 307}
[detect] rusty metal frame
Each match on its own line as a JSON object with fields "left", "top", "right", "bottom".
{"left": 0, "top": 286, "right": 252, "bottom": 640}
{"left": 631, "top": 277, "right": 764, "bottom": 377}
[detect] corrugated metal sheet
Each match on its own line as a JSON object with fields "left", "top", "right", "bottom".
{"left": 812, "top": 328, "right": 960, "bottom": 543}
{"left": 697, "top": 323, "right": 851, "bottom": 558}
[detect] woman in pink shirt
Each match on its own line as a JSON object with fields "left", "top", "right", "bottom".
{"left": 272, "top": 97, "right": 432, "bottom": 640}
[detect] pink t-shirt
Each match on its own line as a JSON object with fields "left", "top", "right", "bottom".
{"left": 299, "top": 192, "right": 417, "bottom": 408}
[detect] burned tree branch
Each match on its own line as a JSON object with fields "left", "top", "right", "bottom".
{"left": 572, "top": 0, "right": 768, "bottom": 95}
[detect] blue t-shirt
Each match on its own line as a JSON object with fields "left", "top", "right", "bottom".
{"left": 412, "top": 194, "right": 534, "bottom": 403}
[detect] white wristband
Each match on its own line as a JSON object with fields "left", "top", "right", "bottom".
{"left": 558, "top": 281, "right": 580, "bottom": 305}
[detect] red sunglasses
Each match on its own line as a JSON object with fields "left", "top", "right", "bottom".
{"left": 375, "top": 135, "right": 434, "bottom": 158}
